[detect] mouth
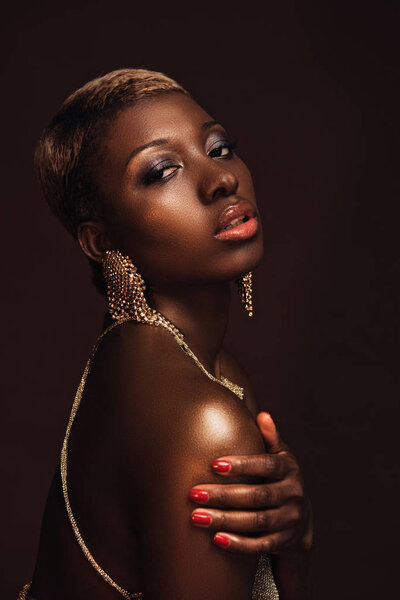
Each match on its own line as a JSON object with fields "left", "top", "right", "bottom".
{"left": 214, "top": 201, "right": 259, "bottom": 242}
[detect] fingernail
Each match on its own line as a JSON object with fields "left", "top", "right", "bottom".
{"left": 214, "top": 533, "right": 230, "bottom": 547}
{"left": 191, "top": 511, "right": 211, "bottom": 525}
{"left": 212, "top": 460, "right": 231, "bottom": 473}
{"left": 259, "top": 411, "right": 270, "bottom": 419}
{"left": 189, "top": 488, "right": 209, "bottom": 502}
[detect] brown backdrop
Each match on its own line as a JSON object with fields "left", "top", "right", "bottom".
{"left": 1, "top": 1, "right": 399, "bottom": 598}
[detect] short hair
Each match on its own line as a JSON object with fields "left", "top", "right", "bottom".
{"left": 34, "top": 68, "right": 190, "bottom": 294}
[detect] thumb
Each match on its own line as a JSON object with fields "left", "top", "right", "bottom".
{"left": 256, "top": 412, "right": 287, "bottom": 453}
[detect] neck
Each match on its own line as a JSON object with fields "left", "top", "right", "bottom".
{"left": 149, "top": 281, "right": 231, "bottom": 376}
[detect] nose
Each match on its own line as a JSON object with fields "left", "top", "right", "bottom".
{"left": 202, "top": 160, "right": 239, "bottom": 204}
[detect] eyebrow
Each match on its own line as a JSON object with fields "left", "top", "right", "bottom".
{"left": 201, "top": 119, "right": 219, "bottom": 130}
{"left": 125, "top": 138, "right": 168, "bottom": 166}
{"left": 125, "top": 120, "right": 221, "bottom": 167}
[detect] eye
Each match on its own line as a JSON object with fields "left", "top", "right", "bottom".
{"left": 142, "top": 163, "right": 181, "bottom": 185}
{"left": 208, "top": 139, "right": 238, "bottom": 159}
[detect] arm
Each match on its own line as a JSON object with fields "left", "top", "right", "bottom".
{"left": 127, "top": 390, "right": 266, "bottom": 599}
{"left": 109, "top": 326, "right": 268, "bottom": 600}
{"left": 190, "top": 349, "right": 313, "bottom": 599}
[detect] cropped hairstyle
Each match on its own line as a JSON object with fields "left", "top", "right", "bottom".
{"left": 34, "top": 68, "right": 190, "bottom": 294}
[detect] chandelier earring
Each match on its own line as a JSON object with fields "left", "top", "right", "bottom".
{"left": 235, "top": 271, "right": 253, "bottom": 317}
{"left": 101, "top": 249, "right": 158, "bottom": 323}
{"left": 101, "top": 249, "right": 184, "bottom": 340}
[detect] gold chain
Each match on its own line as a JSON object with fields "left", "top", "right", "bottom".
{"left": 17, "top": 583, "right": 32, "bottom": 600}
{"left": 60, "top": 315, "right": 244, "bottom": 599}
{"left": 177, "top": 339, "right": 244, "bottom": 400}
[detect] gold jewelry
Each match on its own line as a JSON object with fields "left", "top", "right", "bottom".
{"left": 17, "top": 583, "right": 33, "bottom": 600}
{"left": 101, "top": 249, "right": 244, "bottom": 399}
{"left": 23, "top": 250, "right": 279, "bottom": 600}
{"left": 236, "top": 271, "right": 253, "bottom": 317}
{"left": 102, "top": 249, "right": 184, "bottom": 341}
{"left": 57, "top": 250, "right": 246, "bottom": 599}
{"left": 102, "top": 248, "right": 157, "bottom": 323}
{"left": 60, "top": 316, "right": 244, "bottom": 598}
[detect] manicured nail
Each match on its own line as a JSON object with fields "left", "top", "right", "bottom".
{"left": 214, "top": 533, "right": 230, "bottom": 547}
{"left": 212, "top": 460, "right": 231, "bottom": 473}
{"left": 191, "top": 511, "right": 211, "bottom": 525}
{"left": 189, "top": 488, "right": 209, "bottom": 502}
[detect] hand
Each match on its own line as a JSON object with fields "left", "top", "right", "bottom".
{"left": 189, "top": 412, "right": 313, "bottom": 555}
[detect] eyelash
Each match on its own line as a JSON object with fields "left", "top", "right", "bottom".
{"left": 142, "top": 139, "right": 239, "bottom": 185}
{"left": 208, "top": 139, "right": 238, "bottom": 158}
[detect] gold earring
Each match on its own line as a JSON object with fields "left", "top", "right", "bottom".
{"left": 101, "top": 249, "right": 185, "bottom": 340}
{"left": 236, "top": 271, "right": 253, "bottom": 317}
{"left": 101, "top": 249, "right": 158, "bottom": 323}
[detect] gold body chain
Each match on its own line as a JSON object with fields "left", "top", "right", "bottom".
{"left": 60, "top": 315, "right": 244, "bottom": 599}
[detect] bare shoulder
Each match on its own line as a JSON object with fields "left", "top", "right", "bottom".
{"left": 80, "top": 322, "right": 265, "bottom": 487}
{"left": 90, "top": 321, "right": 264, "bottom": 465}
{"left": 80, "top": 323, "right": 266, "bottom": 598}
{"left": 86, "top": 320, "right": 191, "bottom": 408}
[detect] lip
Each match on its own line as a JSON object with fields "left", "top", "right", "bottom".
{"left": 214, "top": 200, "right": 258, "bottom": 242}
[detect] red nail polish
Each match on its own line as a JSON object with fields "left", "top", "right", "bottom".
{"left": 212, "top": 460, "right": 231, "bottom": 473}
{"left": 214, "top": 533, "right": 230, "bottom": 547}
{"left": 189, "top": 488, "right": 209, "bottom": 502}
{"left": 191, "top": 511, "right": 211, "bottom": 525}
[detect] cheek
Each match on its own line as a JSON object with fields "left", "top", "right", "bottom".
{"left": 109, "top": 190, "right": 211, "bottom": 283}
{"left": 136, "top": 197, "right": 207, "bottom": 249}
{"left": 105, "top": 161, "right": 261, "bottom": 286}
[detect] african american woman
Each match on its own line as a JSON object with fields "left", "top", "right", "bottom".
{"left": 19, "top": 68, "right": 313, "bottom": 600}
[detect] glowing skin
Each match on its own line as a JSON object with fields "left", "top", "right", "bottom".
{"left": 31, "top": 91, "right": 312, "bottom": 600}
{"left": 95, "top": 92, "right": 264, "bottom": 288}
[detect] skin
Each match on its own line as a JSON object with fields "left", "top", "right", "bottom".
{"left": 31, "top": 92, "right": 312, "bottom": 599}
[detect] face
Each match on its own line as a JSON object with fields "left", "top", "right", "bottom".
{"left": 96, "top": 92, "right": 264, "bottom": 289}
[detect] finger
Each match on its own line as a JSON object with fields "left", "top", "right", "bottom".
{"left": 191, "top": 504, "right": 301, "bottom": 533}
{"left": 256, "top": 412, "right": 289, "bottom": 454}
{"left": 213, "top": 528, "right": 295, "bottom": 554}
{"left": 211, "top": 452, "right": 295, "bottom": 479}
{"left": 189, "top": 480, "right": 302, "bottom": 508}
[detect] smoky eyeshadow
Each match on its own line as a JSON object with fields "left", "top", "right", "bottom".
{"left": 136, "top": 156, "right": 175, "bottom": 183}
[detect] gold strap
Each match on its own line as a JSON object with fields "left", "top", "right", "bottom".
{"left": 17, "top": 582, "right": 33, "bottom": 600}
{"left": 60, "top": 316, "right": 243, "bottom": 598}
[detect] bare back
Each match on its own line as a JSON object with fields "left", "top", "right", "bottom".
{"left": 32, "top": 320, "right": 266, "bottom": 600}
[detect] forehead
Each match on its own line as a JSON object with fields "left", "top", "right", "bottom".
{"left": 104, "top": 92, "right": 214, "bottom": 157}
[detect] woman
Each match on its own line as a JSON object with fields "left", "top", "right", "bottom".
{"left": 21, "top": 68, "right": 312, "bottom": 599}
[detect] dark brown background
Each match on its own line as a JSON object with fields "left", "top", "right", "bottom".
{"left": 1, "top": 1, "right": 399, "bottom": 598}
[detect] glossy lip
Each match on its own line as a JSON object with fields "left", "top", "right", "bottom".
{"left": 214, "top": 200, "right": 258, "bottom": 242}
{"left": 215, "top": 200, "right": 256, "bottom": 235}
{"left": 214, "top": 215, "right": 258, "bottom": 241}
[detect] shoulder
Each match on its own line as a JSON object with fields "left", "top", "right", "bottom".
{"left": 177, "top": 379, "right": 265, "bottom": 461}
{"left": 117, "top": 355, "right": 266, "bottom": 510}
{"left": 88, "top": 319, "right": 192, "bottom": 403}
{"left": 94, "top": 318, "right": 184, "bottom": 368}
{"left": 88, "top": 321, "right": 265, "bottom": 471}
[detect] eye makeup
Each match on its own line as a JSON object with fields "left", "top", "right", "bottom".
{"left": 137, "top": 136, "right": 239, "bottom": 187}
{"left": 141, "top": 160, "right": 181, "bottom": 185}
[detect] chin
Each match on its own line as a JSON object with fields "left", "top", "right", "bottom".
{"left": 226, "top": 237, "right": 265, "bottom": 281}
{"left": 249, "top": 246, "right": 264, "bottom": 272}
{"left": 243, "top": 231, "right": 264, "bottom": 269}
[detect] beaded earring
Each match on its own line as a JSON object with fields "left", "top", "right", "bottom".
{"left": 101, "top": 249, "right": 155, "bottom": 322}
{"left": 101, "top": 249, "right": 184, "bottom": 340}
{"left": 236, "top": 271, "right": 253, "bottom": 317}
{"left": 103, "top": 248, "right": 254, "bottom": 320}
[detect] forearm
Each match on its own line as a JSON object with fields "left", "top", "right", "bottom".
{"left": 272, "top": 551, "right": 312, "bottom": 600}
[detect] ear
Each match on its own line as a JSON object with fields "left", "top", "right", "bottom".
{"left": 77, "top": 221, "right": 112, "bottom": 263}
